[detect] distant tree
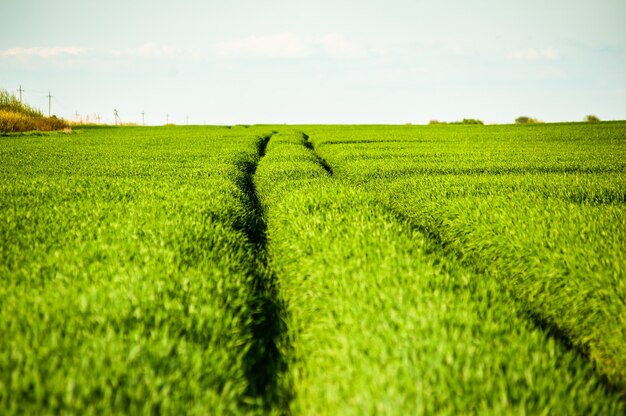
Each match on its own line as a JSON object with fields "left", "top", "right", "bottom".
{"left": 461, "top": 118, "right": 484, "bottom": 125}
{"left": 515, "top": 116, "right": 542, "bottom": 124}
{"left": 515, "top": 116, "right": 529, "bottom": 124}
{"left": 429, "top": 119, "right": 483, "bottom": 125}
{"left": 584, "top": 114, "right": 600, "bottom": 123}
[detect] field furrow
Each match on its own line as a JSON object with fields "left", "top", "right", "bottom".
{"left": 239, "top": 131, "right": 293, "bottom": 412}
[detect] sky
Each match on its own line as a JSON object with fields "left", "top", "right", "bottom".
{"left": 1, "top": 0, "right": 625, "bottom": 125}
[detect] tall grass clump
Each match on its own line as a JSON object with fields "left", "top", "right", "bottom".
{"left": 0, "top": 89, "right": 68, "bottom": 132}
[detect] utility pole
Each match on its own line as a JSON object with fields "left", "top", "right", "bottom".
{"left": 17, "top": 85, "right": 24, "bottom": 104}
{"left": 166, "top": 114, "right": 170, "bottom": 125}
{"left": 96, "top": 114, "right": 101, "bottom": 124}
{"left": 141, "top": 111, "right": 145, "bottom": 126}
{"left": 114, "top": 109, "right": 120, "bottom": 125}
{"left": 75, "top": 111, "right": 80, "bottom": 123}
{"left": 47, "top": 92, "right": 53, "bottom": 117}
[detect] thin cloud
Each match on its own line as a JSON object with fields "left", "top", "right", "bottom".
{"left": 111, "top": 42, "right": 179, "bottom": 58}
{"left": 508, "top": 48, "right": 560, "bottom": 61}
{"left": 0, "top": 46, "right": 88, "bottom": 58}
{"left": 316, "top": 32, "right": 369, "bottom": 58}
{"left": 213, "top": 32, "right": 376, "bottom": 59}
{"left": 215, "top": 33, "right": 310, "bottom": 59}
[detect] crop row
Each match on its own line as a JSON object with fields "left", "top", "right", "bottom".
{"left": 307, "top": 122, "right": 626, "bottom": 390}
{"left": 0, "top": 126, "right": 273, "bottom": 414}
{"left": 254, "top": 130, "right": 624, "bottom": 414}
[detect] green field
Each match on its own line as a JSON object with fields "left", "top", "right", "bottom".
{"left": 1, "top": 123, "right": 625, "bottom": 414}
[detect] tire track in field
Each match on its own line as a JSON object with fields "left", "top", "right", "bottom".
{"left": 302, "top": 132, "right": 333, "bottom": 175}
{"left": 239, "top": 132, "right": 292, "bottom": 413}
{"left": 367, "top": 183, "right": 626, "bottom": 396}
{"left": 240, "top": 130, "right": 329, "bottom": 412}
{"left": 379, "top": 203, "right": 626, "bottom": 397}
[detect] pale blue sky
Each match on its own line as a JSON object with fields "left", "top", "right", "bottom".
{"left": 1, "top": 0, "right": 625, "bottom": 125}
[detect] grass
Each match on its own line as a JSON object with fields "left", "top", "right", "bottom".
{"left": 307, "top": 122, "right": 626, "bottom": 389}
{"left": 1, "top": 122, "right": 625, "bottom": 414}
{"left": 0, "top": 126, "right": 277, "bottom": 414}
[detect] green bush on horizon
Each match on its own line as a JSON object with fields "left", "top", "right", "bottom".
{"left": 515, "top": 116, "right": 543, "bottom": 124}
{"left": 428, "top": 118, "right": 484, "bottom": 125}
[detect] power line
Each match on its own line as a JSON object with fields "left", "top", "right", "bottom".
{"left": 47, "top": 92, "right": 53, "bottom": 117}
{"left": 17, "top": 85, "right": 24, "bottom": 104}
